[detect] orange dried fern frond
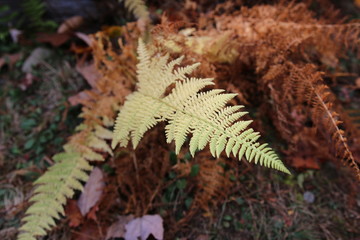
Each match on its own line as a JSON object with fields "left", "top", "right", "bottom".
{"left": 288, "top": 64, "right": 360, "bottom": 180}
{"left": 79, "top": 27, "right": 139, "bottom": 126}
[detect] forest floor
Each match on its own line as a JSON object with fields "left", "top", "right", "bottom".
{"left": 1, "top": 1, "right": 360, "bottom": 240}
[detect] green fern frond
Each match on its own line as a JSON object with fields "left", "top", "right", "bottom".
{"left": 112, "top": 40, "right": 290, "bottom": 174}
{"left": 123, "top": 0, "right": 149, "bottom": 19}
{"left": 17, "top": 126, "right": 110, "bottom": 240}
{"left": 21, "top": 0, "right": 57, "bottom": 31}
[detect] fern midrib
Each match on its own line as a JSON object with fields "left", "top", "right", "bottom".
{"left": 142, "top": 92, "right": 258, "bottom": 153}
{"left": 314, "top": 90, "right": 360, "bottom": 177}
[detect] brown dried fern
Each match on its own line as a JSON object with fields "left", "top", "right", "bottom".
{"left": 150, "top": 1, "right": 360, "bottom": 180}
{"left": 288, "top": 64, "right": 360, "bottom": 180}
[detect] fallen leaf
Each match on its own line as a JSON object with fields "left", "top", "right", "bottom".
{"left": 125, "top": 215, "right": 164, "bottom": 240}
{"left": 291, "top": 157, "right": 320, "bottom": 170}
{"left": 36, "top": 33, "right": 71, "bottom": 47}
{"left": 86, "top": 204, "right": 99, "bottom": 221}
{"left": 75, "top": 32, "right": 93, "bottom": 46}
{"left": 77, "top": 167, "right": 105, "bottom": 216}
{"left": 65, "top": 200, "right": 83, "bottom": 227}
{"left": 21, "top": 47, "right": 52, "bottom": 73}
{"left": 76, "top": 62, "right": 101, "bottom": 88}
{"left": 58, "top": 16, "right": 84, "bottom": 34}
{"left": 105, "top": 215, "right": 134, "bottom": 240}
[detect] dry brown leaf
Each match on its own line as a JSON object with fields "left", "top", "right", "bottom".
{"left": 105, "top": 215, "right": 134, "bottom": 240}
{"left": 36, "top": 33, "right": 71, "bottom": 47}
{"left": 77, "top": 167, "right": 105, "bottom": 216}
{"left": 76, "top": 62, "right": 101, "bottom": 88}
{"left": 125, "top": 215, "right": 164, "bottom": 240}
{"left": 65, "top": 200, "right": 83, "bottom": 227}
{"left": 58, "top": 16, "right": 84, "bottom": 34}
{"left": 291, "top": 157, "right": 320, "bottom": 170}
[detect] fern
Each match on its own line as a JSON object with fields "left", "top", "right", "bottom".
{"left": 17, "top": 125, "right": 112, "bottom": 240}
{"left": 21, "top": 0, "right": 57, "bottom": 31}
{"left": 112, "top": 40, "right": 290, "bottom": 174}
{"left": 122, "top": 0, "right": 149, "bottom": 19}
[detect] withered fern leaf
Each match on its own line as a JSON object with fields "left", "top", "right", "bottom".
{"left": 289, "top": 64, "right": 360, "bottom": 180}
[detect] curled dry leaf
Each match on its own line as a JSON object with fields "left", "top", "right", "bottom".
{"left": 75, "top": 32, "right": 93, "bottom": 46}
{"left": 58, "top": 16, "right": 84, "bottom": 34}
{"left": 125, "top": 215, "right": 164, "bottom": 240}
{"left": 77, "top": 167, "right": 105, "bottom": 216}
